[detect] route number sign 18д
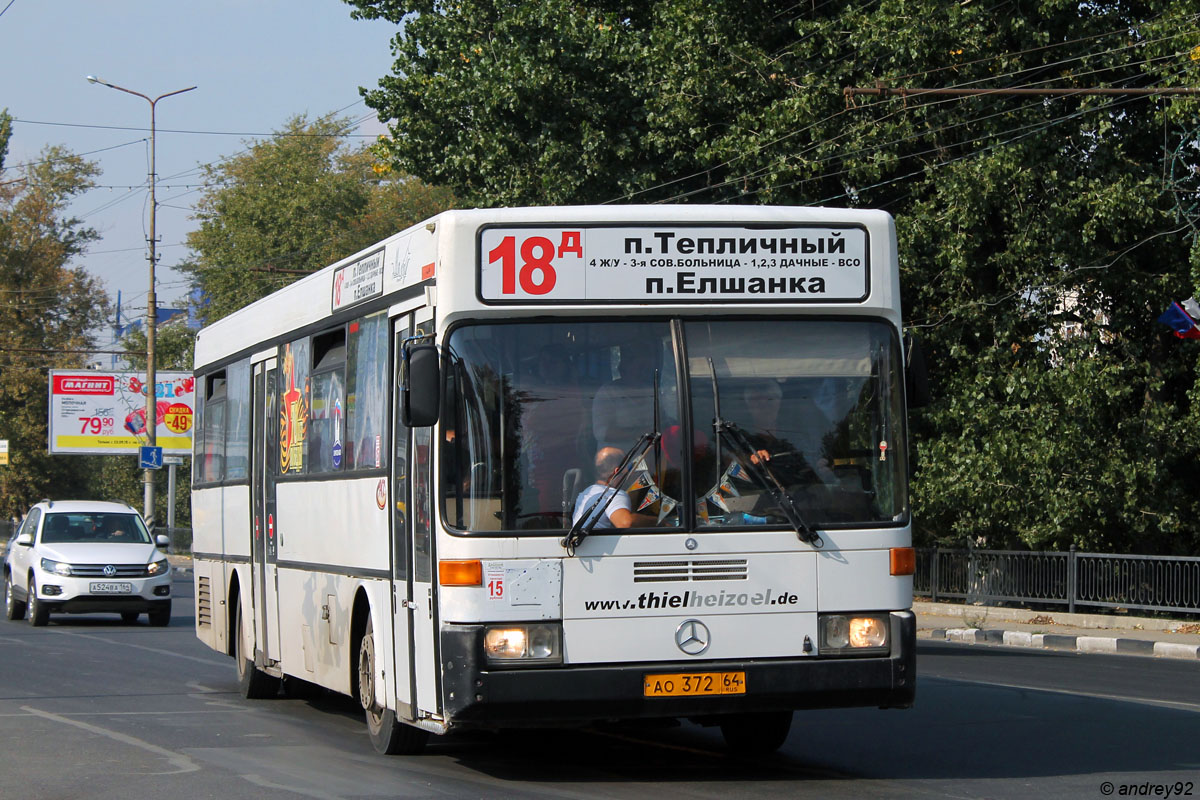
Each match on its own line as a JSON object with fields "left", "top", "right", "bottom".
{"left": 478, "top": 224, "right": 869, "bottom": 304}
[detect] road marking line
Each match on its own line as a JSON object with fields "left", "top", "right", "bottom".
{"left": 21, "top": 705, "right": 201, "bottom": 774}
{"left": 926, "top": 676, "right": 1200, "bottom": 713}
{"left": 48, "top": 630, "right": 228, "bottom": 666}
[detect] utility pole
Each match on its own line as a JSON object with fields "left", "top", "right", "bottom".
{"left": 87, "top": 76, "right": 196, "bottom": 528}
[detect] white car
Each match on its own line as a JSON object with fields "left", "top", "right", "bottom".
{"left": 3, "top": 500, "right": 172, "bottom": 626}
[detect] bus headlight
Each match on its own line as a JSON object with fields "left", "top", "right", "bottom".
{"left": 819, "top": 613, "right": 889, "bottom": 654}
{"left": 482, "top": 624, "right": 562, "bottom": 666}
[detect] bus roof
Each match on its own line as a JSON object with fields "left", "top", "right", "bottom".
{"left": 194, "top": 205, "right": 898, "bottom": 371}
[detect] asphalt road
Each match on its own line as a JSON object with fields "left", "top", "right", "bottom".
{"left": 1, "top": 580, "right": 1198, "bottom": 800}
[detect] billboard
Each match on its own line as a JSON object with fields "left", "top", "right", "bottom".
{"left": 48, "top": 371, "right": 195, "bottom": 456}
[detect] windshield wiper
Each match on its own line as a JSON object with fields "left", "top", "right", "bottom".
{"left": 708, "top": 359, "right": 823, "bottom": 548}
{"left": 561, "top": 431, "right": 661, "bottom": 556}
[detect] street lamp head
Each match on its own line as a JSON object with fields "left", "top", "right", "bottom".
{"left": 86, "top": 75, "right": 99, "bottom": 84}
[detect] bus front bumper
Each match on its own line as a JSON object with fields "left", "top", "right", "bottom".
{"left": 439, "top": 610, "right": 915, "bottom": 728}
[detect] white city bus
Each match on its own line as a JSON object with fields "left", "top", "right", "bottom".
{"left": 191, "top": 205, "right": 921, "bottom": 756}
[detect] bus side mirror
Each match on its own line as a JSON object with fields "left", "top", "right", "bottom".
{"left": 904, "top": 333, "right": 931, "bottom": 409}
{"left": 402, "top": 343, "right": 441, "bottom": 427}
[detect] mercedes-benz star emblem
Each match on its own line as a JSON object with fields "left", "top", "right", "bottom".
{"left": 675, "top": 619, "right": 711, "bottom": 655}
{"left": 102, "top": 565, "right": 117, "bottom": 577}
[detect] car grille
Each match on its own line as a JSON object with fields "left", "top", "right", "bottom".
{"left": 70, "top": 564, "right": 156, "bottom": 578}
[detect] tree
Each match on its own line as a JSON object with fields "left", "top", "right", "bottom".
{"left": 0, "top": 127, "right": 109, "bottom": 519}
{"left": 347, "top": 1, "right": 1200, "bottom": 553}
{"left": 181, "top": 114, "right": 454, "bottom": 323}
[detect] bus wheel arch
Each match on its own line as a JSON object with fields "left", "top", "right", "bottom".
{"left": 229, "top": 572, "right": 279, "bottom": 699}
{"left": 351, "top": 589, "right": 428, "bottom": 755}
{"left": 226, "top": 573, "right": 242, "bottom": 658}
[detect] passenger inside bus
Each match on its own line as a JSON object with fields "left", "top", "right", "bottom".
{"left": 739, "top": 379, "right": 837, "bottom": 487}
{"left": 571, "top": 446, "right": 657, "bottom": 529}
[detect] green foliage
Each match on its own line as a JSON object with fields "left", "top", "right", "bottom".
{"left": 0, "top": 141, "right": 109, "bottom": 518}
{"left": 349, "top": 0, "right": 1200, "bottom": 553}
{"left": 119, "top": 322, "right": 195, "bottom": 373}
{"left": 181, "top": 114, "right": 454, "bottom": 323}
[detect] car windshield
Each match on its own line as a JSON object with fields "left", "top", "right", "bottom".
{"left": 441, "top": 318, "right": 908, "bottom": 533}
{"left": 40, "top": 513, "right": 152, "bottom": 544}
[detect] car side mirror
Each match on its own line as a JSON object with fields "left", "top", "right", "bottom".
{"left": 401, "top": 342, "right": 440, "bottom": 428}
{"left": 15, "top": 532, "right": 33, "bottom": 547}
{"left": 155, "top": 534, "right": 170, "bottom": 548}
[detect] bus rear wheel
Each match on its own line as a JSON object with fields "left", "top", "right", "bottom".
{"left": 235, "top": 599, "right": 279, "bottom": 699}
{"left": 719, "top": 711, "right": 793, "bottom": 755}
{"left": 358, "top": 616, "right": 428, "bottom": 755}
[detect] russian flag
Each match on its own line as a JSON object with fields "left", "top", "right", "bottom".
{"left": 1158, "top": 300, "right": 1200, "bottom": 339}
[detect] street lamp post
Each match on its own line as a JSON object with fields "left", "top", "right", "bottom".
{"left": 87, "top": 76, "right": 196, "bottom": 528}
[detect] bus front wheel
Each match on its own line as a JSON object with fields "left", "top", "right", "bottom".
{"left": 358, "top": 616, "right": 429, "bottom": 755}
{"left": 719, "top": 711, "right": 793, "bottom": 755}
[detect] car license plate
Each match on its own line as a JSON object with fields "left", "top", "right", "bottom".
{"left": 644, "top": 671, "right": 746, "bottom": 697}
{"left": 90, "top": 582, "right": 133, "bottom": 594}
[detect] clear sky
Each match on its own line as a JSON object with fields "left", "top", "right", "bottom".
{"left": 0, "top": 0, "right": 399, "bottom": 326}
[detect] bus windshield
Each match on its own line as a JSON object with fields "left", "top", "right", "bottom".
{"left": 441, "top": 318, "right": 907, "bottom": 533}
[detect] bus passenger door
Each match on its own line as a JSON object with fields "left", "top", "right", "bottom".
{"left": 252, "top": 358, "right": 281, "bottom": 666}
{"left": 390, "top": 315, "right": 414, "bottom": 718}
{"left": 392, "top": 311, "right": 441, "bottom": 720}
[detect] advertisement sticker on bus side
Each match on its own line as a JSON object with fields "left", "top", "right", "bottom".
{"left": 478, "top": 224, "right": 869, "bottom": 304}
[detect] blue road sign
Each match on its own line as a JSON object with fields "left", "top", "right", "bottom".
{"left": 139, "top": 446, "right": 164, "bottom": 470}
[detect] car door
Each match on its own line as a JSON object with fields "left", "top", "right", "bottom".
{"left": 9, "top": 508, "right": 40, "bottom": 594}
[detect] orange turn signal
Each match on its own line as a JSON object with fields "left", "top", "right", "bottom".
{"left": 439, "top": 559, "right": 483, "bottom": 586}
{"left": 890, "top": 547, "right": 916, "bottom": 576}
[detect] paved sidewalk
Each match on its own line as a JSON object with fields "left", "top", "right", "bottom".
{"left": 917, "top": 601, "right": 1200, "bottom": 661}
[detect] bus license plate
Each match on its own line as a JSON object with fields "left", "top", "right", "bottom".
{"left": 644, "top": 671, "right": 746, "bottom": 697}
{"left": 90, "top": 582, "right": 133, "bottom": 594}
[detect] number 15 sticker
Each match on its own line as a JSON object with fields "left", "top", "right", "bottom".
{"left": 486, "top": 563, "right": 505, "bottom": 601}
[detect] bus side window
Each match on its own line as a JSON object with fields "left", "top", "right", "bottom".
{"left": 309, "top": 328, "right": 347, "bottom": 474}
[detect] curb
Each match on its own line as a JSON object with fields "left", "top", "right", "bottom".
{"left": 928, "top": 628, "right": 1200, "bottom": 661}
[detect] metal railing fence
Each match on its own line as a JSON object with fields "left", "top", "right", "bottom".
{"left": 916, "top": 546, "right": 1200, "bottom": 616}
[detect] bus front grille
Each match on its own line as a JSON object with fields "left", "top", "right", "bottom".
{"left": 633, "top": 559, "right": 748, "bottom": 583}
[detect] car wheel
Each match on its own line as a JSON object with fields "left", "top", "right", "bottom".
{"left": 719, "top": 711, "right": 793, "bottom": 755}
{"left": 27, "top": 578, "right": 49, "bottom": 627}
{"left": 148, "top": 602, "right": 171, "bottom": 627}
{"left": 235, "top": 599, "right": 279, "bottom": 699}
{"left": 121, "top": 612, "right": 141, "bottom": 624}
{"left": 4, "top": 572, "right": 26, "bottom": 621}
{"left": 359, "top": 615, "right": 429, "bottom": 755}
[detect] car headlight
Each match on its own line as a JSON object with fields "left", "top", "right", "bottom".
{"left": 482, "top": 624, "right": 561, "bottom": 666}
{"left": 40, "top": 558, "right": 73, "bottom": 577}
{"left": 819, "top": 613, "right": 889, "bottom": 655}
{"left": 146, "top": 558, "right": 170, "bottom": 576}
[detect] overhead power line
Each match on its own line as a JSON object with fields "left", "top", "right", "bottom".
{"left": 844, "top": 85, "right": 1200, "bottom": 102}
